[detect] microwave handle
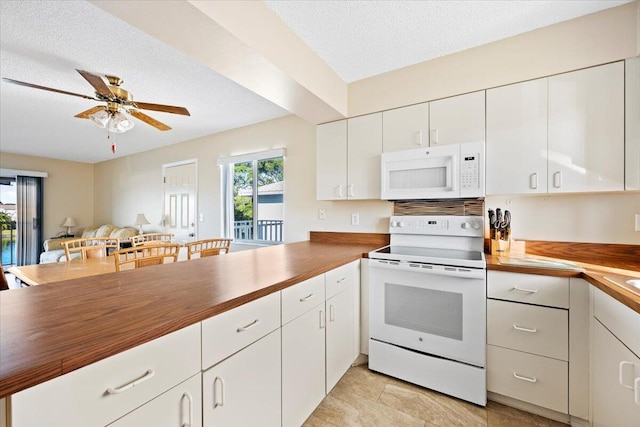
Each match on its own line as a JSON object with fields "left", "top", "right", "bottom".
{"left": 450, "top": 155, "right": 458, "bottom": 192}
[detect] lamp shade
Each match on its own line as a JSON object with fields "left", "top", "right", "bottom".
{"left": 61, "top": 217, "right": 77, "bottom": 228}
{"left": 134, "top": 214, "right": 150, "bottom": 226}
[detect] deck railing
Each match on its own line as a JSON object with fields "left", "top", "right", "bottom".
{"left": 233, "top": 220, "right": 283, "bottom": 242}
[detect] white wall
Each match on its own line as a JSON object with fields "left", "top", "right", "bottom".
{"left": 94, "top": 115, "right": 392, "bottom": 243}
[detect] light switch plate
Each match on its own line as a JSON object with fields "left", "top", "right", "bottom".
{"left": 351, "top": 213, "right": 360, "bottom": 226}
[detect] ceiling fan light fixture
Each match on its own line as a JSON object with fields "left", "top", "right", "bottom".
{"left": 89, "top": 109, "right": 109, "bottom": 128}
{"left": 107, "top": 111, "right": 134, "bottom": 133}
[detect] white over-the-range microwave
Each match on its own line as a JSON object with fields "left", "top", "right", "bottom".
{"left": 381, "top": 141, "right": 485, "bottom": 200}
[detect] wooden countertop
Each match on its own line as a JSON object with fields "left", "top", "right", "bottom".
{"left": 0, "top": 240, "right": 382, "bottom": 398}
{"left": 486, "top": 254, "right": 640, "bottom": 314}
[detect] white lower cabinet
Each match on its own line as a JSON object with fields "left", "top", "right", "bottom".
{"left": 282, "top": 304, "right": 326, "bottom": 427}
{"left": 326, "top": 286, "right": 355, "bottom": 393}
{"left": 202, "top": 329, "right": 281, "bottom": 427}
{"left": 108, "top": 374, "right": 202, "bottom": 427}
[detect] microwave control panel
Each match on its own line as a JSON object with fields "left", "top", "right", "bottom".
{"left": 461, "top": 154, "right": 479, "bottom": 189}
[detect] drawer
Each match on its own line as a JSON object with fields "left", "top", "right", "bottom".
{"left": 488, "top": 271, "right": 569, "bottom": 308}
{"left": 487, "top": 299, "right": 568, "bottom": 361}
{"left": 326, "top": 260, "right": 359, "bottom": 300}
{"left": 11, "top": 323, "right": 201, "bottom": 427}
{"left": 202, "top": 291, "right": 280, "bottom": 370}
{"left": 487, "top": 345, "right": 568, "bottom": 414}
{"left": 593, "top": 287, "right": 640, "bottom": 358}
{"left": 282, "top": 274, "right": 325, "bottom": 325}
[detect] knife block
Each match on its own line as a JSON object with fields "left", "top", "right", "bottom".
{"left": 491, "top": 238, "right": 511, "bottom": 256}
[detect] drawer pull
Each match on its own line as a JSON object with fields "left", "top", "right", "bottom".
{"left": 635, "top": 378, "right": 640, "bottom": 407}
{"left": 336, "top": 277, "right": 347, "bottom": 283}
{"left": 512, "top": 287, "right": 538, "bottom": 294}
{"left": 513, "top": 372, "right": 537, "bottom": 383}
{"left": 619, "top": 361, "right": 635, "bottom": 390}
{"left": 237, "top": 318, "right": 261, "bottom": 332}
{"left": 106, "top": 369, "right": 155, "bottom": 395}
{"left": 299, "top": 293, "right": 315, "bottom": 302}
{"left": 512, "top": 324, "right": 537, "bottom": 333}
{"left": 213, "top": 376, "right": 225, "bottom": 408}
{"left": 180, "top": 392, "right": 193, "bottom": 427}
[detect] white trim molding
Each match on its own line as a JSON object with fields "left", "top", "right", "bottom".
{"left": 217, "top": 148, "right": 286, "bottom": 166}
{"left": 0, "top": 168, "right": 48, "bottom": 178}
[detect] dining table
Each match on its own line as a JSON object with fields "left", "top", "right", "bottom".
{"left": 8, "top": 257, "right": 116, "bottom": 286}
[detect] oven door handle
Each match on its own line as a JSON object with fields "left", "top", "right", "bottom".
{"left": 369, "top": 259, "right": 485, "bottom": 280}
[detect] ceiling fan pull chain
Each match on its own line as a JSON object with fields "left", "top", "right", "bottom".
{"left": 108, "top": 131, "right": 116, "bottom": 154}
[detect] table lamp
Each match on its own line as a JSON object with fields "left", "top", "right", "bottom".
{"left": 134, "top": 213, "right": 150, "bottom": 234}
{"left": 61, "top": 217, "right": 77, "bottom": 236}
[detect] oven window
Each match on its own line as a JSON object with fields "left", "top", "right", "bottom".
{"left": 389, "top": 167, "right": 447, "bottom": 189}
{"left": 384, "top": 282, "right": 463, "bottom": 340}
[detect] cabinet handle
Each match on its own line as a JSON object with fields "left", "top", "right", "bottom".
{"left": 299, "top": 293, "right": 315, "bottom": 302}
{"left": 512, "top": 324, "right": 537, "bottom": 333}
{"left": 619, "top": 361, "right": 635, "bottom": 390}
{"left": 320, "top": 310, "right": 326, "bottom": 329}
{"left": 553, "top": 171, "right": 562, "bottom": 188}
{"left": 529, "top": 173, "right": 538, "bottom": 189}
{"left": 180, "top": 392, "right": 193, "bottom": 427}
{"left": 106, "top": 369, "right": 155, "bottom": 395}
{"left": 213, "top": 376, "right": 225, "bottom": 408}
{"left": 329, "top": 304, "right": 336, "bottom": 322}
{"left": 512, "top": 286, "right": 538, "bottom": 294}
{"left": 337, "top": 185, "right": 344, "bottom": 198}
{"left": 635, "top": 378, "right": 640, "bottom": 406}
{"left": 513, "top": 372, "right": 537, "bottom": 383}
{"left": 431, "top": 129, "right": 439, "bottom": 144}
{"left": 416, "top": 131, "right": 423, "bottom": 146}
{"left": 237, "top": 318, "right": 261, "bottom": 332}
{"left": 348, "top": 184, "right": 355, "bottom": 197}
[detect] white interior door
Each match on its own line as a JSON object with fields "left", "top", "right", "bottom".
{"left": 163, "top": 162, "right": 197, "bottom": 244}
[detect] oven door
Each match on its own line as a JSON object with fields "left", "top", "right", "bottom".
{"left": 369, "top": 259, "right": 486, "bottom": 367}
{"left": 381, "top": 145, "right": 459, "bottom": 200}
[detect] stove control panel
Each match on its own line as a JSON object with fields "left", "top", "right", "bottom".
{"left": 389, "top": 215, "right": 483, "bottom": 237}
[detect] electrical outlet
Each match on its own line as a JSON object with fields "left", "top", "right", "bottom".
{"left": 318, "top": 209, "right": 327, "bottom": 220}
{"left": 351, "top": 213, "right": 360, "bottom": 226}
{"left": 635, "top": 214, "right": 640, "bottom": 232}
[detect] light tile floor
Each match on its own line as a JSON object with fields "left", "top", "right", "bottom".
{"left": 305, "top": 365, "right": 567, "bottom": 427}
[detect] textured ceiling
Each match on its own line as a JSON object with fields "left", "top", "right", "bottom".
{"left": 0, "top": 0, "right": 633, "bottom": 164}
{"left": 0, "top": 0, "right": 289, "bottom": 164}
{"left": 265, "top": 0, "right": 633, "bottom": 83}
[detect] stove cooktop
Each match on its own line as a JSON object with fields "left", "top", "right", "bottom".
{"left": 369, "top": 245, "right": 486, "bottom": 269}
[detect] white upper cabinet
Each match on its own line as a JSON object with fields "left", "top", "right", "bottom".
{"left": 347, "top": 113, "right": 383, "bottom": 200}
{"left": 626, "top": 56, "right": 640, "bottom": 191}
{"left": 316, "top": 113, "right": 382, "bottom": 200}
{"left": 548, "top": 61, "right": 624, "bottom": 193}
{"left": 382, "top": 102, "right": 429, "bottom": 152}
{"left": 429, "top": 91, "right": 485, "bottom": 146}
{"left": 486, "top": 79, "right": 548, "bottom": 195}
{"left": 316, "top": 120, "right": 348, "bottom": 200}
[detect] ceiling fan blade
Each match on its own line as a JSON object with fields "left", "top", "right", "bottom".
{"left": 129, "top": 109, "right": 172, "bottom": 131}
{"left": 2, "top": 77, "right": 97, "bottom": 100}
{"left": 131, "top": 101, "right": 190, "bottom": 116}
{"left": 74, "top": 105, "right": 106, "bottom": 119}
{"left": 76, "top": 69, "right": 114, "bottom": 98}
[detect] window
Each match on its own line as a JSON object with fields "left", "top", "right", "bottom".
{"left": 219, "top": 149, "right": 285, "bottom": 244}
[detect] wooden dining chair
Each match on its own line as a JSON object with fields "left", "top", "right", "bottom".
{"left": 186, "top": 238, "right": 232, "bottom": 260}
{"left": 130, "top": 233, "right": 174, "bottom": 247}
{"left": 113, "top": 243, "right": 181, "bottom": 271}
{"left": 62, "top": 237, "right": 120, "bottom": 261}
{"left": 0, "top": 265, "right": 9, "bottom": 291}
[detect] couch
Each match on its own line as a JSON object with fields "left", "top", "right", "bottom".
{"left": 39, "top": 224, "right": 139, "bottom": 264}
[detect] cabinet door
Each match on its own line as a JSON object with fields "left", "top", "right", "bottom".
{"left": 548, "top": 61, "right": 624, "bottom": 193}
{"left": 626, "top": 56, "right": 640, "bottom": 191}
{"left": 592, "top": 319, "right": 640, "bottom": 427}
{"left": 382, "top": 103, "right": 429, "bottom": 152}
{"left": 347, "top": 113, "right": 382, "bottom": 199}
{"left": 107, "top": 374, "right": 202, "bottom": 427}
{"left": 429, "top": 91, "right": 485, "bottom": 146}
{"left": 282, "top": 305, "right": 326, "bottom": 427}
{"left": 486, "top": 79, "right": 548, "bottom": 195}
{"left": 326, "top": 287, "right": 355, "bottom": 393}
{"left": 317, "top": 120, "right": 347, "bottom": 200}
{"left": 202, "top": 330, "right": 281, "bottom": 427}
